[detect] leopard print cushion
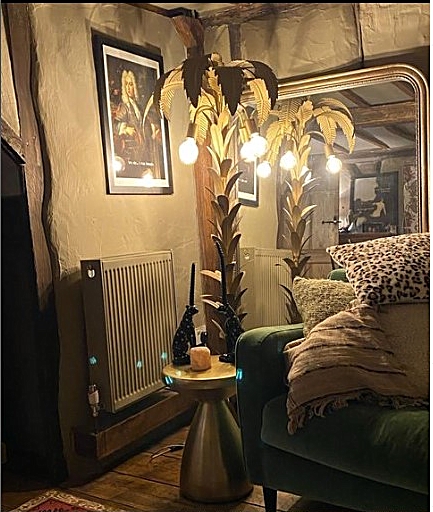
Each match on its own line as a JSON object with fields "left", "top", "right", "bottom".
{"left": 326, "top": 233, "right": 430, "bottom": 306}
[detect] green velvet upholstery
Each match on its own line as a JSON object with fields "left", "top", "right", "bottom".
{"left": 235, "top": 270, "right": 429, "bottom": 512}
{"left": 328, "top": 267, "right": 349, "bottom": 281}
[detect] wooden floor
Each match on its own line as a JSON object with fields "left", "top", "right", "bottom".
{"left": 2, "top": 424, "right": 351, "bottom": 512}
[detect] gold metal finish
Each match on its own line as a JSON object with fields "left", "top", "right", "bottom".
{"left": 162, "top": 356, "right": 253, "bottom": 503}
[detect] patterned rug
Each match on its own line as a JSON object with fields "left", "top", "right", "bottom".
{"left": 13, "top": 489, "right": 127, "bottom": 512}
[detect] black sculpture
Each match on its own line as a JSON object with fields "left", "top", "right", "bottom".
{"left": 172, "top": 262, "right": 198, "bottom": 366}
{"left": 214, "top": 238, "right": 244, "bottom": 364}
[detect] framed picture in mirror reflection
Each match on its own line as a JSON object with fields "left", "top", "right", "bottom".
{"left": 350, "top": 172, "right": 398, "bottom": 234}
{"left": 238, "top": 160, "right": 259, "bottom": 207}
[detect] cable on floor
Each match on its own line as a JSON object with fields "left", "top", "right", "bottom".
{"left": 150, "top": 444, "right": 184, "bottom": 460}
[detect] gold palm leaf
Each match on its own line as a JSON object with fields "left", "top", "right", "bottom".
{"left": 315, "top": 97, "right": 354, "bottom": 119}
{"left": 248, "top": 78, "right": 271, "bottom": 126}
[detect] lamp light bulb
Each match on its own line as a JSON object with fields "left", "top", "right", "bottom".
{"left": 240, "top": 140, "right": 256, "bottom": 162}
{"left": 280, "top": 150, "right": 297, "bottom": 170}
{"left": 257, "top": 160, "right": 272, "bottom": 178}
{"left": 179, "top": 137, "right": 199, "bottom": 165}
{"left": 249, "top": 133, "right": 268, "bottom": 158}
{"left": 326, "top": 155, "right": 343, "bottom": 174}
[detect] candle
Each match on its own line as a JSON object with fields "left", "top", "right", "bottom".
{"left": 190, "top": 346, "right": 211, "bottom": 371}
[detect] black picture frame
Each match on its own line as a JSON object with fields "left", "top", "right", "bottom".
{"left": 92, "top": 31, "right": 173, "bottom": 195}
{"left": 238, "top": 159, "right": 259, "bottom": 207}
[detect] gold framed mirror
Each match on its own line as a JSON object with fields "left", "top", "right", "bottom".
{"left": 241, "top": 63, "right": 429, "bottom": 278}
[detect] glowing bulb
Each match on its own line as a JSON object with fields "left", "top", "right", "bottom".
{"left": 326, "top": 155, "right": 343, "bottom": 174}
{"left": 257, "top": 160, "right": 271, "bottom": 178}
{"left": 249, "top": 133, "right": 268, "bottom": 158}
{"left": 280, "top": 150, "right": 297, "bottom": 170}
{"left": 240, "top": 140, "right": 256, "bottom": 162}
{"left": 178, "top": 137, "right": 199, "bottom": 165}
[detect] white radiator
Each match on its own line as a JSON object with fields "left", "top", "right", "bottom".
{"left": 80, "top": 251, "right": 177, "bottom": 413}
{"left": 240, "top": 247, "right": 290, "bottom": 329}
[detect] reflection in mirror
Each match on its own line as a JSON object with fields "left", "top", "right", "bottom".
{"left": 239, "top": 64, "right": 429, "bottom": 328}
{"left": 242, "top": 63, "right": 429, "bottom": 276}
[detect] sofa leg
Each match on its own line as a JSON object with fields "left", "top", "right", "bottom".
{"left": 263, "top": 486, "right": 277, "bottom": 512}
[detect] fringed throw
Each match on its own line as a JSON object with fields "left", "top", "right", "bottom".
{"left": 284, "top": 303, "right": 429, "bottom": 434}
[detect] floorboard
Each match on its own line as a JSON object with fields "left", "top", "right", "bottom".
{"left": 1, "top": 424, "right": 352, "bottom": 512}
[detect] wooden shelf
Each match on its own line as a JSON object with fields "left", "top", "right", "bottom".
{"left": 73, "top": 389, "right": 195, "bottom": 460}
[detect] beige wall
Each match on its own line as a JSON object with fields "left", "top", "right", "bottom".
{"left": 1, "top": 2, "right": 429, "bottom": 479}
{"left": 25, "top": 3, "right": 203, "bottom": 478}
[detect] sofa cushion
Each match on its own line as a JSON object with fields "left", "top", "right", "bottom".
{"left": 378, "top": 303, "right": 429, "bottom": 398}
{"left": 261, "top": 394, "right": 429, "bottom": 495}
{"left": 326, "top": 233, "right": 430, "bottom": 306}
{"left": 284, "top": 303, "right": 428, "bottom": 434}
{"left": 292, "top": 276, "right": 355, "bottom": 336}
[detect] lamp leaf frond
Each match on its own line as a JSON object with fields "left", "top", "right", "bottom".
{"left": 316, "top": 114, "right": 337, "bottom": 144}
{"left": 210, "top": 124, "right": 225, "bottom": 159}
{"left": 226, "top": 201, "right": 242, "bottom": 227}
{"left": 153, "top": 66, "right": 182, "bottom": 114}
{"left": 225, "top": 171, "right": 243, "bottom": 197}
{"left": 227, "top": 233, "right": 242, "bottom": 262}
{"left": 217, "top": 194, "right": 230, "bottom": 216}
{"left": 248, "top": 78, "right": 271, "bottom": 126}
{"left": 215, "top": 67, "right": 244, "bottom": 115}
{"left": 207, "top": 145, "right": 222, "bottom": 173}
{"left": 218, "top": 108, "right": 232, "bottom": 133}
{"left": 182, "top": 54, "right": 212, "bottom": 107}
{"left": 223, "top": 123, "right": 237, "bottom": 156}
{"left": 300, "top": 204, "right": 317, "bottom": 219}
{"left": 246, "top": 60, "right": 279, "bottom": 108}
{"left": 298, "top": 100, "right": 314, "bottom": 124}
{"left": 320, "top": 110, "right": 356, "bottom": 152}
{"left": 315, "top": 97, "right": 354, "bottom": 119}
{"left": 211, "top": 200, "right": 226, "bottom": 225}
{"left": 298, "top": 145, "right": 311, "bottom": 169}
{"left": 207, "top": 168, "right": 224, "bottom": 196}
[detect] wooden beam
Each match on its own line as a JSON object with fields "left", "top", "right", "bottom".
{"left": 351, "top": 101, "right": 416, "bottom": 127}
{"left": 170, "top": 14, "right": 204, "bottom": 56}
{"left": 199, "top": 3, "right": 323, "bottom": 28}
{"left": 168, "top": 14, "right": 222, "bottom": 352}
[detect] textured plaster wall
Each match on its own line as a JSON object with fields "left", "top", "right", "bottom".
{"left": 1, "top": 12, "right": 20, "bottom": 136}
{"left": 28, "top": 3, "right": 201, "bottom": 477}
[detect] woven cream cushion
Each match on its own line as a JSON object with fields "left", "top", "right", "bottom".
{"left": 292, "top": 277, "right": 356, "bottom": 337}
{"left": 378, "top": 303, "right": 429, "bottom": 398}
{"left": 326, "top": 233, "right": 430, "bottom": 306}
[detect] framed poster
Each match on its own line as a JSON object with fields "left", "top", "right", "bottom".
{"left": 92, "top": 31, "right": 173, "bottom": 194}
{"left": 238, "top": 159, "right": 259, "bottom": 207}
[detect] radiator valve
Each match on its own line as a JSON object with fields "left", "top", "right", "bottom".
{"left": 88, "top": 384, "right": 100, "bottom": 418}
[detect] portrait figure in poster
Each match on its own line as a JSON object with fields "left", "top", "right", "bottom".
{"left": 108, "top": 58, "right": 164, "bottom": 180}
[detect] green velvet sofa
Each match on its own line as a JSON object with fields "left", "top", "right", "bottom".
{"left": 235, "top": 271, "right": 429, "bottom": 512}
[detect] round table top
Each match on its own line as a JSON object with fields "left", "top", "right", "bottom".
{"left": 162, "top": 355, "right": 236, "bottom": 391}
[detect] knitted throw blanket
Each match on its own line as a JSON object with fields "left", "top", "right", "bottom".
{"left": 284, "top": 303, "right": 428, "bottom": 434}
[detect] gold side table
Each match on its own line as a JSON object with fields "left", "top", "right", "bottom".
{"left": 162, "top": 355, "right": 253, "bottom": 503}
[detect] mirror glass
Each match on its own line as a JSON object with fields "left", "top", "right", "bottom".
{"left": 241, "top": 64, "right": 429, "bottom": 278}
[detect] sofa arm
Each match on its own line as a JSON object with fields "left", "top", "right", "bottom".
{"left": 235, "top": 324, "right": 303, "bottom": 481}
